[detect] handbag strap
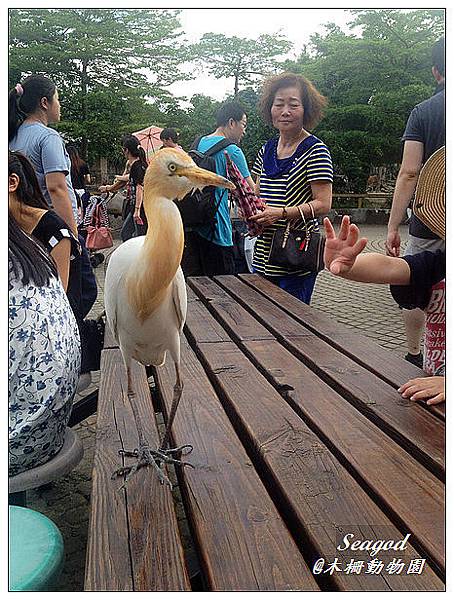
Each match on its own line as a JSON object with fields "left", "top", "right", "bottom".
{"left": 307, "top": 202, "right": 320, "bottom": 232}
{"left": 297, "top": 202, "right": 319, "bottom": 233}
{"left": 92, "top": 204, "right": 100, "bottom": 227}
{"left": 297, "top": 204, "right": 307, "bottom": 227}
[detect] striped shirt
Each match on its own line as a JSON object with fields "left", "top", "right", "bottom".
{"left": 252, "top": 136, "right": 333, "bottom": 277}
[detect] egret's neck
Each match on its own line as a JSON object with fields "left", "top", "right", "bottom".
{"left": 127, "top": 192, "right": 184, "bottom": 321}
{"left": 142, "top": 194, "right": 184, "bottom": 269}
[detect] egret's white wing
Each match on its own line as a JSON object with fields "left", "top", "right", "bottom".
{"left": 104, "top": 237, "right": 145, "bottom": 342}
{"left": 172, "top": 267, "right": 187, "bottom": 333}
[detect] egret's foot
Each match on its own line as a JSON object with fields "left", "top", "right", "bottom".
{"left": 158, "top": 444, "right": 193, "bottom": 458}
{"left": 154, "top": 444, "right": 194, "bottom": 470}
{"left": 111, "top": 442, "right": 193, "bottom": 490}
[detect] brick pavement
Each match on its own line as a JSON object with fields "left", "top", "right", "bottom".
{"left": 312, "top": 224, "right": 409, "bottom": 354}
{"left": 25, "top": 223, "right": 410, "bottom": 591}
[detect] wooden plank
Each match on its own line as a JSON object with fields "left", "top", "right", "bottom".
{"left": 238, "top": 274, "right": 445, "bottom": 420}
{"left": 104, "top": 323, "right": 119, "bottom": 349}
{"left": 85, "top": 349, "right": 190, "bottom": 591}
{"left": 85, "top": 350, "right": 133, "bottom": 591}
{"left": 185, "top": 285, "right": 233, "bottom": 343}
{"left": 286, "top": 334, "right": 444, "bottom": 477}
{"left": 196, "top": 277, "right": 444, "bottom": 478}
{"left": 155, "top": 335, "right": 319, "bottom": 592}
{"left": 237, "top": 273, "right": 425, "bottom": 384}
{"left": 189, "top": 276, "right": 309, "bottom": 341}
{"left": 244, "top": 339, "right": 445, "bottom": 574}
{"left": 181, "top": 328, "right": 443, "bottom": 588}
{"left": 187, "top": 280, "right": 445, "bottom": 573}
{"left": 187, "top": 278, "right": 274, "bottom": 341}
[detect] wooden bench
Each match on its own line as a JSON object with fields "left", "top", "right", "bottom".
{"left": 86, "top": 274, "right": 445, "bottom": 591}
{"left": 84, "top": 343, "right": 190, "bottom": 590}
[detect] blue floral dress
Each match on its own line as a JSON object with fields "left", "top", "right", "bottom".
{"left": 9, "top": 264, "right": 81, "bottom": 476}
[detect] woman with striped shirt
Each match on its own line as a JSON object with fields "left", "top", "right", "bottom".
{"left": 249, "top": 73, "right": 333, "bottom": 303}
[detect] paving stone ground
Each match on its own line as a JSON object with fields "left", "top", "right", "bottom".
{"left": 25, "top": 223, "right": 410, "bottom": 591}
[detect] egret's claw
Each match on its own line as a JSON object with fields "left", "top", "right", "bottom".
{"left": 111, "top": 440, "right": 194, "bottom": 490}
{"left": 118, "top": 448, "right": 139, "bottom": 458}
{"left": 160, "top": 443, "right": 193, "bottom": 456}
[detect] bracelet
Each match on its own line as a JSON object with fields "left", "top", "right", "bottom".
{"left": 282, "top": 206, "right": 288, "bottom": 220}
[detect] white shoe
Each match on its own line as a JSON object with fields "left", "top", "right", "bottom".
{"left": 77, "top": 372, "right": 92, "bottom": 394}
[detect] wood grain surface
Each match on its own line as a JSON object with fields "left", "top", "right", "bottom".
{"left": 212, "top": 276, "right": 444, "bottom": 476}
{"left": 87, "top": 273, "right": 445, "bottom": 592}
{"left": 155, "top": 335, "right": 319, "bottom": 591}
{"left": 238, "top": 274, "right": 445, "bottom": 420}
{"left": 85, "top": 350, "right": 190, "bottom": 591}
{"left": 188, "top": 277, "right": 445, "bottom": 576}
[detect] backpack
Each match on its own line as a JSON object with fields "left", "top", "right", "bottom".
{"left": 176, "top": 136, "right": 235, "bottom": 229}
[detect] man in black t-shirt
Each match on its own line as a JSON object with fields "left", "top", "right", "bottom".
{"left": 385, "top": 37, "right": 445, "bottom": 368}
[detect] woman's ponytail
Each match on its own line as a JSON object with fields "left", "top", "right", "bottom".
{"left": 8, "top": 75, "right": 56, "bottom": 143}
{"left": 8, "top": 85, "right": 25, "bottom": 142}
{"left": 121, "top": 134, "right": 149, "bottom": 169}
{"left": 138, "top": 145, "right": 148, "bottom": 170}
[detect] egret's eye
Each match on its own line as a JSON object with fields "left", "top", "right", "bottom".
{"left": 168, "top": 163, "right": 177, "bottom": 173}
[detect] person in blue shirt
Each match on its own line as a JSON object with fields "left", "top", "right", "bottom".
{"left": 9, "top": 75, "right": 79, "bottom": 235}
{"left": 182, "top": 102, "right": 255, "bottom": 276}
{"left": 9, "top": 75, "right": 98, "bottom": 392}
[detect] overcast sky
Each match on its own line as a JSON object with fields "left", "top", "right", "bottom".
{"left": 167, "top": 8, "right": 355, "bottom": 102}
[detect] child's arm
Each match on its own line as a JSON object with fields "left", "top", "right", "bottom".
{"left": 323, "top": 216, "right": 411, "bottom": 285}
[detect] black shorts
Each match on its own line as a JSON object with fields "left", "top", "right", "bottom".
{"left": 181, "top": 230, "right": 235, "bottom": 277}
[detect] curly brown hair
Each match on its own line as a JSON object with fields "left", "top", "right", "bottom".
{"left": 259, "top": 72, "right": 327, "bottom": 130}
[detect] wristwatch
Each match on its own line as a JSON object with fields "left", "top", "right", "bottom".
{"left": 282, "top": 206, "right": 288, "bottom": 220}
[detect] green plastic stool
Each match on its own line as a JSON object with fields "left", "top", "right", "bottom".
{"left": 9, "top": 505, "right": 64, "bottom": 591}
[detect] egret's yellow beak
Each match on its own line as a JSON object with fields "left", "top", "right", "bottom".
{"left": 177, "top": 165, "right": 236, "bottom": 191}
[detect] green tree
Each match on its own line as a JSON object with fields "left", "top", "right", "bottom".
{"left": 9, "top": 8, "right": 191, "bottom": 157}
{"left": 193, "top": 32, "right": 293, "bottom": 97}
{"left": 284, "top": 9, "right": 444, "bottom": 190}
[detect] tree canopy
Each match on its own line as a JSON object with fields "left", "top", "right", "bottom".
{"left": 9, "top": 8, "right": 190, "bottom": 156}
{"left": 284, "top": 9, "right": 444, "bottom": 188}
{"left": 9, "top": 8, "right": 445, "bottom": 190}
{"left": 193, "top": 32, "right": 292, "bottom": 96}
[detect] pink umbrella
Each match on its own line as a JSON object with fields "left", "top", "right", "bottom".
{"left": 132, "top": 125, "right": 164, "bottom": 157}
{"left": 225, "top": 151, "right": 265, "bottom": 237}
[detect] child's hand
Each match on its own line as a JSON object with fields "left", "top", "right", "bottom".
{"left": 323, "top": 216, "right": 368, "bottom": 275}
{"left": 399, "top": 376, "right": 445, "bottom": 405}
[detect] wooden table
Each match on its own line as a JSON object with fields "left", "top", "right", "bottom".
{"left": 86, "top": 274, "right": 445, "bottom": 592}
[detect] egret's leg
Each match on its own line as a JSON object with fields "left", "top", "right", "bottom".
{"left": 112, "top": 360, "right": 192, "bottom": 489}
{"left": 160, "top": 361, "right": 185, "bottom": 451}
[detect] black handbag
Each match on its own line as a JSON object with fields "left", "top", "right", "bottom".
{"left": 268, "top": 204, "right": 325, "bottom": 273}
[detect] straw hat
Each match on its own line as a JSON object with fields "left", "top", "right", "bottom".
{"left": 413, "top": 146, "right": 445, "bottom": 239}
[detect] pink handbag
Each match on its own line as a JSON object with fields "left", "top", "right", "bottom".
{"left": 86, "top": 205, "right": 113, "bottom": 250}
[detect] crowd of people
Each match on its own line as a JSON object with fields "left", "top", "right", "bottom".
{"left": 8, "top": 36, "right": 445, "bottom": 480}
